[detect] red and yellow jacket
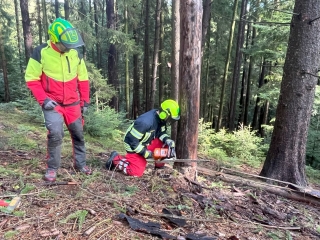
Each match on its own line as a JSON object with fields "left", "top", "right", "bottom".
{"left": 25, "top": 40, "right": 89, "bottom": 107}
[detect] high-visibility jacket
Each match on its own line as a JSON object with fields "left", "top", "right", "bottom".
{"left": 25, "top": 40, "right": 89, "bottom": 107}
{"left": 124, "top": 109, "right": 170, "bottom": 158}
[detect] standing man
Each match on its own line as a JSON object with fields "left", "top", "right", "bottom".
{"left": 106, "top": 99, "right": 180, "bottom": 177}
{"left": 25, "top": 18, "right": 92, "bottom": 182}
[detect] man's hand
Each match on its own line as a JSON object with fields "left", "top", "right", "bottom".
{"left": 165, "top": 139, "right": 175, "bottom": 148}
{"left": 145, "top": 150, "right": 153, "bottom": 159}
{"left": 43, "top": 99, "right": 58, "bottom": 110}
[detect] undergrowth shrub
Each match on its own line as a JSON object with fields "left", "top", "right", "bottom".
{"left": 306, "top": 165, "right": 320, "bottom": 184}
{"left": 9, "top": 96, "right": 43, "bottom": 123}
{"left": 198, "top": 119, "right": 268, "bottom": 167}
{"left": 2, "top": 98, "right": 127, "bottom": 141}
{"left": 84, "top": 106, "right": 128, "bottom": 140}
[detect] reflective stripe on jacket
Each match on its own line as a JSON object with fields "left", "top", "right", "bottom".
{"left": 124, "top": 109, "right": 169, "bottom": 157}
{"left": 25, "top": 40, "right": 89, "bottom": 106}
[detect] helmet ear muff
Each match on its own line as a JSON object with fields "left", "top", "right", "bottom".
{"left": 49, "top": 33, "right": 59, "bottom": 43}
{"left": 159, "top": 109, "right": 170, "bottom": 120}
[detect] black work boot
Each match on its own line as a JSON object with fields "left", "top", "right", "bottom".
{"left": 106, "top": 151, "right": 119, "bottom": 170}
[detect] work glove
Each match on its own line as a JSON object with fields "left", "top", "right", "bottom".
{"left": 81, "top": 106, "right": 88, "bottom": 115}
{"left": 165, "top": 139, "right": 175, "bottom": 148}
{"left": 145, "top": 150, "right": 153, "bottom": 159}
{"left": 43, "top": 98, "right": 58, "bottom": 110}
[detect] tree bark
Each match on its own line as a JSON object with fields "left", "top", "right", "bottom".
{"left": 217, "top": 0, "right": 238, "bottom": 131}
{"left": 132, "top": 28, "right": 140, "bottom": 119}
{"left": 94, "top": 0, "right": 101, "bottom": 68}
{"left": 200, "top": 0, "right": 211, "bottom": 119}
{"left": 143, "top": 0, "right": 150, "bottom": 111}
{"left": 36, "top": 0, "right": 42, "bottom": 45}
{"left": 14, "top": 0, "right": 23, "bottom": 72}
{"left": 64, "top": 0, "right": 70, "bottom": 20}
{"left": 149, "top": 0, "right": 161, "bottom": 109}
{"left": 260, "top": 0, "right": 320, "bottom": 186}
{"left": 252, "top": 58, "right": 266, "bottom": 130}
{"left": 20, "top": 0, "right": 33, "bottom": 63}
{"left": 228, "top": 0, "right": 247, "bottom": 131}
{"left": 0, "top": 27, "right": 10, "bottom": 102}
{"left": 158, "top": 0, "right": 164, "bottom": 106}
{"left": 41, "top": 0, "right": 48, "bottom": 41}
{"left": 107, "top": 0, "right": 119, "bottom": 111}
{"left": 201, "top": 0, "right": 211, "bottom": 52}
{"left": 238, "top": 21, "right": 250, "bottom": 125}
{"left": 55, "top": 0, "right": 59, "bottom": 18}
{"left": 170, "top": 0, "right": 180, "bottom": 142}
{"left": 124, "top": 3, "right": 130, "bottom": 118}
{"left": 176, "top": 0, "right": 202, "bottom": 180}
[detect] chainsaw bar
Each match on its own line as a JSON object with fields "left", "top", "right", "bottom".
{"left": 146, "top": 159, "right": 210, "bottom": 163}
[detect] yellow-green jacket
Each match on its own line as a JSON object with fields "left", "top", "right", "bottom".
{"left": 25, "top": 40, "right": 89, "bottom": 107}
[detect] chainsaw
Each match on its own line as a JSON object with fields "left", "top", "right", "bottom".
{"left": 146, "top": 145, "right": 210, "bottom": 163}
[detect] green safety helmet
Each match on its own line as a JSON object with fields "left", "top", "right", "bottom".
{"left": 159, "top": 99, "right": 180, "bottom": 121}
{"left": 48, "top": 18, "right": 84, "bottom": 49}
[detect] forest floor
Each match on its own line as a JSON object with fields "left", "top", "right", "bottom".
{"left": 1, "top": 112, "right": 320, "bottom": 240}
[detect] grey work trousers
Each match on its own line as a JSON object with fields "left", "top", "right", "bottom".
{"left": 43, "top": 105, "right": 86, "bottom": 171}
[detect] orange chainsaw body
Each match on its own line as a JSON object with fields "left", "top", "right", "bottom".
{"left": 153, "top": 148, "right": 169, "bottom": 160}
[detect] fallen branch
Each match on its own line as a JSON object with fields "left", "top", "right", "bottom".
{"left": 184, "top": 176, "right": 214, "bottom": 190}
{"left": 220, "top": 167, "right": 319, "bottom": 195}
{"left": 197, "top": 167, "right": 320, "bottom": 206}
{"left": 228, "top": 214, "right": 301, "bottom": 230}
{"left": 83, "top": 218, "right": 110, "bottom": 237}
{"left": 41, "top": 181, "right": 78, "bottom": 186}
{"left": 63, "top": 168, "right": 79, "bottom": 183}
{"left": 0, "top": 187, "right": 58, "bottom": 198}
{"left": 136, "top": 207, "right": 221, "bottom": 223}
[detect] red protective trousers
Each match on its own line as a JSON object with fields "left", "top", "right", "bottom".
{"left": 114, "top": 138, "right": 166, "bottom": 177}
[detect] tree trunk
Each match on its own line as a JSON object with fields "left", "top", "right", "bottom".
{"left": 217, "top": 0, "right": 238, "bottom": 131}
{"left": 228, "top": 0, "right": 247, "bottom": 131}
{"left": 258, "top": 65, "right": 272, "bottom": 136}
{"left": 132, "top": 28, "right": 140, "bottom": 119}
{"left": 260, "top": 100, "right": 269, "bottom": 137}
{"left": 79, "top": 0, "right": 87, "bottom": 58}
{"left": 55, "top": 0, "right": 59, "bottom": 18}
{"left": 20, "top": 0, "right": 33, "bottom": 63}
{"left": 150, "top": 0, "right": 161, "bottom": 109}
{"left": 244, "top": 0, "right": 260, "bottom": 126}
{"left": 64, "top": 0, "right": 70, "bottom": 20}
{"left": 200, "top": 0, "right": 211, "bottom": 119}
{"left": 0, "top": 27, "right": 10, "bottom": 102}
{"left": 238, "top": 21, "right": 250, "bottom": 125}
{"left": 14, "top": 0, "right": 23, "bottom": 72}
{"left": 94, "top": 0, "right": 101, "bottom": 68}
{"left": 202, "top": 25, "right": 211, "bottom": 122}
{"left": 176, "top": 0, "right": 202, "bottom": 180}
{"left": 170, "top": 0, "right": 180, "bottom": 142}
{"left": 143, "top": 0, "right": 150, "bottom": 111}
{"left": 107, "top": 0, "right": 118, "bottom": 111}
{"left": 260, "top": 0, "right": 320, "bottom": 186}
{"left": 244, "top": 23, "right": 256, "bottom": 126}
{"left": 42, "top": 0, "right": 48, "bottom": 41}
{"left": 252, "top": 58, "right": 266, "bottom": 130}
{"left": 158, "top": 0, "right": 164, "bottom": 105}
{"left": 36, "top": 0, "right": 42, "bottom": 45}
{"left": 201, "top": 0, "right": 211, "bottom": 52}
{"left": 124, "top": 3, "right": 130, "bottom": 118}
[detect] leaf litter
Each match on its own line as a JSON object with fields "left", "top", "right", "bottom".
{"left": 0, "top": 148, "right": 320, "bottom": 239}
